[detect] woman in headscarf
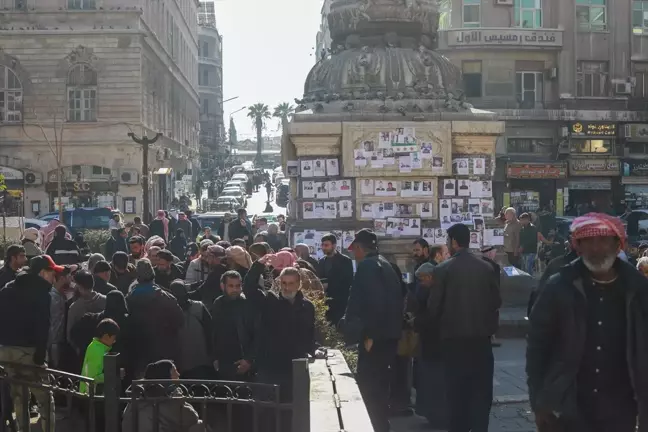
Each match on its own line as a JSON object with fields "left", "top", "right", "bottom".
{"left": 40, "top": 218, "right": 61, "bottom": 250}
{"left": 121, "top": 359, "right": 206, "bottom": 432}
{"left": 21, "top": 227, "right": 43, "bottom": 259}
{"left": 225, "top": 245, "right": 253, "bottom": 280}
{"left": 149, "top": 210, "right": 169, "bottom": 242}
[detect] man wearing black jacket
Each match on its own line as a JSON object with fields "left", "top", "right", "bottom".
{"left": 527, "top": 213, "right": 648, "bottom": 432}
{"left": 427, "top": 223, "right": 501, "bottom": 432}
{"left": 0, "top": 244, "right": 27, "bottom": 289}
{"left": 342, "top": 229, "right": 403, "bottom": 432}
{"left": 242, "top": 260, "right": 316, "bottom": 392}
{"left": 318, "top": 233, "right": 354, "bottom": 325}
{"left": 212, "top": 271, "right": 255, "bottom": 381}
{"left": 153, "top": 249, "right": 185, "bottom": 291}
{"left": 0, "top": 255, "right": 61, "bottom": 432}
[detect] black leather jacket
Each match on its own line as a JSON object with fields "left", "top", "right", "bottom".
{"left": 527, "top": 258, "right": 648, "bottom": 425}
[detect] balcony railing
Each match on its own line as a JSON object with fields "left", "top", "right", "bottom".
{"left": 199, "top": 85, "right": 222, "bottom": 96}
{"left": 198, "top": 56, "right": 222, "bottom": 68}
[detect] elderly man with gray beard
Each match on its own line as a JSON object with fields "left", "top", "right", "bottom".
{"left": 527, "top": 213, "right": 648, "bottom": 432}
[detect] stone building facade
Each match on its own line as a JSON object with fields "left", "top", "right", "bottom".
{"left": 0, "top": 0, "right": 200, "bottom": 218}
{"left": 435, "top": 0, "right": 648, "bottom": 214}
{"left": 315, "top": 0, "right": 648, "bottom": 214}
{"left": 198, "top": 0, "right": 224, "bottom": 170}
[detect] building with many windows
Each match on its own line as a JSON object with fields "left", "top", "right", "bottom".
{"left": 315, "top": 0, "right": 333, "bottom": 63}
{"left": 434, "top": 0, "right": 648, "bottom": 214}
{"left": 0, "top": 0, "right": 200, "bottom": 218}
{"left": 198, "top": 0, "right": 224, "bottom": 170}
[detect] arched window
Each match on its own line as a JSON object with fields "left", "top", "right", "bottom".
{"left": 67, "top": 64, "right": 97, "bottom": 122}
{"left": 0, "top": 66, "right": 23, "bottom": 123}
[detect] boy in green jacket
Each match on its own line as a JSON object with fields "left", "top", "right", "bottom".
{"left": 80, "top": 318, "right": 120, "bottom": 394}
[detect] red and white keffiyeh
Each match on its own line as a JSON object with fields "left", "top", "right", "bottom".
{"left": 570, "top": 212, "right": 626, "bottom": 248}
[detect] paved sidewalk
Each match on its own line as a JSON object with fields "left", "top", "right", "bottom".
{"left": 392, "top": 339, "right": 535, "bottom": 432}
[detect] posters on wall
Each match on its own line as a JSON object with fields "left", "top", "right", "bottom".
{"left": 483, "top": 228, "right": 504, "bottom": 246}
{"left": 473, "top": 158, "right": 486, "bottom": 175}
{"left": 384, "top": 217, "right": 421, "bottom": 236}
{"left": 356, "top": 127, "right": 447, "bottom": 172}
{"left": 374, "top": 180, "right": 398, "bottom": 196}
{"left": 452, "top": 156, "right": 489, "bottom": 176}
{"left": 302, "top": 201, "right": 343, "bottom": 219}
{"left": 303, "top": 179, "right": 353, "bottom": 199}
{"left": 313, "top": 159, "right": 326, "bottom": 177}
{"left": 456, "top": 158, "right": 469, "bottom": 175}
{"left": 443, "top": 179, "right": 456, "bottom": 196}
{"left": 469, "top": 231, "right": 482, "bottom": 249}
{"left": 354, "top": 150, "right": 367, "bottom": 167}
{"left": 457, "top": 179, "right": 471, "bottom": 197}
{"left": 287, "top": 161, "right": 299, "bottom": 177}
{"left": 293, "top": 230, "right": 356, "bottom": 259}
{"left": 303, "top": 180, "right": 315, "bottom": 199}
{"left": 338, "top": 200, "right": 353, "bottom": 218}
{"left": 301, "top": 160, "right": 313, "bottom": 177}
{"left": 361, "top": 179, "right": 374, "bottom": 195}
{"left": 326, "top": 159, "right": 339, "bottom": 176}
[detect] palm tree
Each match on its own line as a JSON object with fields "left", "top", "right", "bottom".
{"left": 273, "top": 102, "right": 296, "bottom": 132}
{"left": 247, "top": 103, "right": 271, "bottom": 165}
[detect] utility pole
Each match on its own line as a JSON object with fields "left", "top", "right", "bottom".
{"left": 127, "top": 132, "right": 163, "bottom": 224}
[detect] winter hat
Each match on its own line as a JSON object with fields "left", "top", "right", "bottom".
{"left": 23, "top": 228, "right": 40, "bottom": 243}
{"left": 87, "top": 253, "right": 106, "bottom": 273}
{"left": 136, "top": 258, "right": 155, "bottom": 283}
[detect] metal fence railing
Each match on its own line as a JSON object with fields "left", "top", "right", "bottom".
{"left": 1, "top": 353, "right": 310, "bottom": 432}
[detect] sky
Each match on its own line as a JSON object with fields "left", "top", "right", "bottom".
{"left": 214, "top": 0, "right": 323, "bottom": 139}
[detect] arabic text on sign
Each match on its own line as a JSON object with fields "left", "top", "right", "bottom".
{"left": 571, "top": 123, "right": 617, "bottom": 136}
{"left": 452, "top": 30, "right": 560, "bottom": 45}
{"left": 571, "top": 160, "right": 619, "bottom": 171}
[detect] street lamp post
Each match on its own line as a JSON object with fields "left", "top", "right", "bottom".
{"left": 128, "top": 132, "right": 163, "bottom": 224}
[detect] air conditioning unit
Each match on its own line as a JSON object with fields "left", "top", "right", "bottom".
{"left": 24, "top": 171, "right": 43, "bottom": 186}
{"left": 615, "top": 82, "right": 632, "bottom": 95}
{"left": 495, "top": 0, "right": 513, "bottom": 5}
{"left": 119, "top": 169, "right": 139, "bottom": 185}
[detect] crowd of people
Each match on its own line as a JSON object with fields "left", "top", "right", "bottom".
{"left": 2, "top": 201, "right": 646, "bottom": 432}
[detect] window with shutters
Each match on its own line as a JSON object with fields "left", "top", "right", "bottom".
{"left": 67, "top": 64, "right": 97, "bottom": 122}
{"left": 577, "top": 61, "right": 608, "bottom": 97}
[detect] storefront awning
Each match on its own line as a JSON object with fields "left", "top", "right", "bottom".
{"left": 154, "top": 168, "right": 173, "bottom": 175}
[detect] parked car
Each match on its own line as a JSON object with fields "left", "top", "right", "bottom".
{"left": 209, "top": 197, "right": 240, "bottom": 212}
{"left": 39, "top": 207, "right": 117, "bottom": 234}
{"left": 620, "top": 209, "right": 648, "bottom": 235}
{"left": 196, "top": 212, "right": 227, "bottom": 231}
{"left": 218, "top": 191, "right": 245, "bottom": 208}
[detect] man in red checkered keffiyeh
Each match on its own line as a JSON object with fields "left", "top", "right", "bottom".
{"left": 528, "top": 212, "right": 648, "bottom": 432}
{"left": 569, "top": 212, "right": 625, "bottom": 274}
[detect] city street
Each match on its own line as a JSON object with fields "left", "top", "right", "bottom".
{"left": 392, "top": 338, "right": 535, "bottom": 432}
{"left": 244, "top": 180, "right": 287, "bottom": 218}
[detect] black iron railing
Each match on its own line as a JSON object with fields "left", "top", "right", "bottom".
{"left": 1, "top": 353, "right": 311, "bottom": 432}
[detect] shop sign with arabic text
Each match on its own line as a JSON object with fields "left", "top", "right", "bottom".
{"left": 569, "top": 122, "right": 617, "bottom": 137}
{"left": 447, "top": 29, "right": 563, "bottom": 47}
{"left": 569, "top": 158, "right": 620, "bottom": 176}
{"left": 623, "top": 160, "right": 648, "bottom": 177}
{"left": 507, "top": 163, "right": 567, "bottom": 179}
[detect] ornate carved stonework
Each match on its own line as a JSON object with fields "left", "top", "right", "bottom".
{"left": 65, "top": 46, "right": 97, "bottom": 65}
{"left": 300, "top": 0, "right": 471, "bottom": 114}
